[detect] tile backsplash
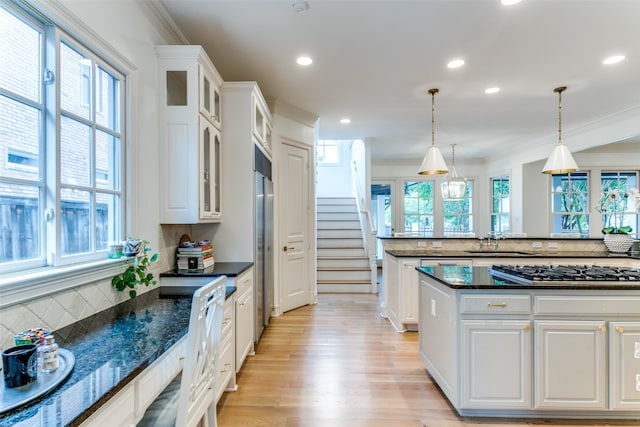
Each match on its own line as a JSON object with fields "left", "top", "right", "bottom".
{"left": 0, "top": 224, "right": 192, "bottom": 351}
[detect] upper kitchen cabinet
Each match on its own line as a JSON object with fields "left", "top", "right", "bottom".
{"left": 251, "top": 85, "right": 273, "bottom": 159}
{"left": 156, "top": 45, "right": 223, "bottom": 224}
{"left": 213, "top": 82, "right": 272, "bottom": 262}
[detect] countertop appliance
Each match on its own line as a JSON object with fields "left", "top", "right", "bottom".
{"left": 254, "top": 145, "right": 273, "bottom": 343}
{"left": 489, "top": 264, "right": 640, "bottom": 285}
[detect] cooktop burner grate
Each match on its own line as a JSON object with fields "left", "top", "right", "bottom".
{"left": 489, "top": 264, "right": 640, "bottom": 284}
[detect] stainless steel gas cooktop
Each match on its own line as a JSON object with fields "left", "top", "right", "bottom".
{"left": 488, "top": 265, "right": 640, "bottom": 285}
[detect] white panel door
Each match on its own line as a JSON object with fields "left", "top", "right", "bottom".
{"left": 279, "top": 141, "right": 311, "bottom": 313}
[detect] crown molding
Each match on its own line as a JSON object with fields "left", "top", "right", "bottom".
{"left": 141, "top": 0, "right": 190, "bottom": 45}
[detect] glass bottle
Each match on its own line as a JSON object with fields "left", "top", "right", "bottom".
{"left": 39, "top": 335, "right": 59, "bottom": 373}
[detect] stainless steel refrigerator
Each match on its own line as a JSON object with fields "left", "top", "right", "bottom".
{"left": 254, "top": 145, "right": 273, "bottom": 343}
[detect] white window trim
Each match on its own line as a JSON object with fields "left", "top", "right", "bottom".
{"left": 0, "top": 0, "right": 139, "bottom": 298}
{"left": 0, "top": 258, "right": 125, "bottom": 308}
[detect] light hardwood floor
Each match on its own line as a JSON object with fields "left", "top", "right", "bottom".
{"left": 217, "top": 294, "right": 637, "bottom": 427}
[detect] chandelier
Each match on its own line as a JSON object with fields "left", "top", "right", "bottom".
{"left": 440, "top": 144, "right": 467, "bottom": 200}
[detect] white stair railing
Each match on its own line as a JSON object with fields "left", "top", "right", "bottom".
{"left": 351, "top": 161, "right": 377, "bottom": 293}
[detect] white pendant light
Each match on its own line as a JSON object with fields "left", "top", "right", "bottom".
{"left": 418, "top": 88, "right": 449, "bottom": 175}
{"left": 542, "top": 86, "right": 579, "bottom": 174}
{"left": 441, "top": 144, "right": 467, "bottom": 200}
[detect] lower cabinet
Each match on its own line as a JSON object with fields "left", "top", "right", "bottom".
{"left": 610, "top": 321, "right": 640, "bottom": 410}
{"left": 234, "top": 268, "right": 254, "bottom": 372}
{"left": 214, "top": 294, "right": 236, "bottom": 402}
{"left": 534, "top": 320, "right": 607, "bottom": 410}
{"left": 461, "top": 320, "right": 531, "bottom": 409}
{"left": 418, "top": 272, "right": 640, "bottom": 418}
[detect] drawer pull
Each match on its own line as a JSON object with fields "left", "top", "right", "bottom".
{"left": 224, "top": 317, "right": 232, "bottom": 324}
{"left": 179, "top": 356, "right": 185, "bottom": 361}
{"left": 487, "top": 302, "right": 507, "bottom": 308}
{"left": 599, "top": 326, "right": 606, "bottom": 333}
{"left": 239, "top": 302, "right": 245, "bottom": 307}
{"left": 524, "top": 325, "right": 530, "bottom": 332}
{"left": 616, "top": 326, "right": 624, "bottom": 333}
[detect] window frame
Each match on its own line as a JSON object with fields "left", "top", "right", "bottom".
{"left": 0, "top": 1, "right": 131, "bottom": 283}
{"left": 600, "top": 170, "right": 639, "bottom": 238}
{"left": 402, "top": 179, "right": 435, "bottom": 235}
{"left": 490, "top": 175, "right": 510, "bottom": 234}
{"left": 443, "top": 179, "right": 474, "bottom": 237}
{"left": 550, "top": 172, "right": 590, "bottom": 237}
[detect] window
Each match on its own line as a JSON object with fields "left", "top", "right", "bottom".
{"left": 316, "top": 140, "right": 340, "bottom": 164}
{"left": 443, "top": 181, "right": 473, "bottom": 236}
{"left": 403, "top": 181, "right": 434, "bottom": 235}
{"left": 550, "top": 172, "right": 589, "bottom": 237}
{"left": 490, "top": 176, "right": 510, "bottom": 233}
{"left": 600, "top": 171, "right": 638, "bottom": 237}
{"left": 0, "top": 4, "right": 125, "bottom": 273}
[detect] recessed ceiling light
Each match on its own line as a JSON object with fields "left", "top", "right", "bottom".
{"left": 447, "top": 59, "right": 465, "bottom": 69}
{"left": 340, "top": 118, "right": 351, "bottom": 124}
{"left": 296, "top": 56, "right": 313, "bottom": 66}
{"left": 485, "top": 87, "right": 500, "bottom": 94}
{"left": 501, "top": 0, "right": 522, "bottom": 5}
{"left": 292, "top": 1, "right": 309, "bottom": 13}
{"left": 603, "top": 55, "right": 625, "bottom": 65}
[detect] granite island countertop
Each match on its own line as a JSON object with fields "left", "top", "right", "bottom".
{"left": 416, "top": 265, "right": 640, "bottom": 290}
{"left": 386, "top": 249, "right": 640, "bottom": 259}
{"left": 0, "top": 286, "right": 236, "bottom": 427}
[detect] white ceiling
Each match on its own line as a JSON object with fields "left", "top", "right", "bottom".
{"left": 157, "top": 0, "right": 640, "bottom": 163}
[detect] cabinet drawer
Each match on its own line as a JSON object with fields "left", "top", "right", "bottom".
{"left": 534, "top": 296, "right": 640, "bottom": 316}
{"left": 222, "top": 299, "right": 234, "bottom": 338}
{"left": 81, "top": 382, "right": 135, "bottom": 426}
{"left": 460, "top": 294, "right": 530, "bottom": 315}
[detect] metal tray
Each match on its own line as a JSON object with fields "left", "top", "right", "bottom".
{"left": 0, "top": 348, "right": 75, "bottom": 414}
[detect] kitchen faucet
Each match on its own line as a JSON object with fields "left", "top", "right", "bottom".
{"left": 478, "top": 233, "right": 504, "bottom": 251}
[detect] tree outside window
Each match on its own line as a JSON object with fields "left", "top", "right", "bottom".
{"left": 443, "top": 181, "right": 473, "bottom": 236}
{"left": 551, "top": 173, "right": 589, "bottom": 237}
{"left": 490, "top": 176, "right": 510, "bottom": 233}
{"left": 403, "top": 181, "right": 434, "bottom": 235}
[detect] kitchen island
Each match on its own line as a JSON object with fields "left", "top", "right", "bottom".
{"left": 417, "top": 264, "right": 640, "bottom": 419}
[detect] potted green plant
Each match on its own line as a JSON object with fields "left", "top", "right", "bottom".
{"left": 597, "top": 191, "right": 634, "bottom": 253}
{"left": 112, "top": 239, "right": 160, "bottom": 298}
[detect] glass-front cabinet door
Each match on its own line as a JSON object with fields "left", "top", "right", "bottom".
{"left": 199, "top": 119, "right": 222, "bottom": 220}
{"left": 199, "top": 64, "right": 221, "bottom": 129}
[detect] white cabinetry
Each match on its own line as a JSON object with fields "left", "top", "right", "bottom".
{"left": 215, "top": 294, "right": 237, "bottom": 402}
{"left": 213, "top": 82, "right": 272, "bottom": 262}
{"left": 232, "top": 267, "right": 255, "bottom": 372}
{"left": 384, "top": 253, "right": 470, "bottom": 332}
{"left": 534, "top": 320, "right": 607, "bottom": 410}
{"left": 418, "top": 271, "right": 640, "bottom": 418}
{"left": 610, "top": 322, "right": 640, "bottom": 409}
{"left": 157, "top": 45, "right": 223, "bottom": 224}
{"left": 461, "top": 320, "right": 531, "bottom": 409}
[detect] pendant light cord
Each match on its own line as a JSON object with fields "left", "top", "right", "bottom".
{"left": 428, "top": 88, "right": 439, "bottom": 147}
{"left": 555, "top": 86, "right": 566, "bottom": 145}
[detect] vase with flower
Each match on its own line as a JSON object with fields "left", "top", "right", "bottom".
{"left": 597, "top": 190, "right": 634, "bottom": 253}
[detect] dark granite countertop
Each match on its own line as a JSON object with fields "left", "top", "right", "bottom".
{"left": 160, "top": 261, "right": 253, "bottom": 278}
{"left": 0, "top": 286, "right": 236, "bottom": 427}
{"left": 417, "top": 265, "right": 640, "bottom": 290}
{"left": 386, "top": 249, "right": 640, "bottom": 259}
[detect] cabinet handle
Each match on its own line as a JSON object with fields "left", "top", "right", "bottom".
{"left": 616, "top": 326, "right": 624, "bottom": 333}
{"left": 524, "top": 325, "right": 530, "bottom": 332}
{"left": 239, "top": 302, "right": 245, "bottom": 307}
{"left": 487, "top": 302, "right": 507, "bottom": 308}
{"left": 224, "top": 317, "right": 231, "bottom": 324}
{"left": 599, "top": 326, "right": 606, "bottom": 333}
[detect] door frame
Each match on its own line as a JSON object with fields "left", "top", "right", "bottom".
{"left": 272, "top": 136, "right": 316, "bottom": 317}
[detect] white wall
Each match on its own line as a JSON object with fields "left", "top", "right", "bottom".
{"left": 316, "top": 141, "right": 353, "bottom": 197}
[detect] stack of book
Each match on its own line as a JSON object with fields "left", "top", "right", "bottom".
{"left": 176, "top": 244, "right": 214, "bottom": 272}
